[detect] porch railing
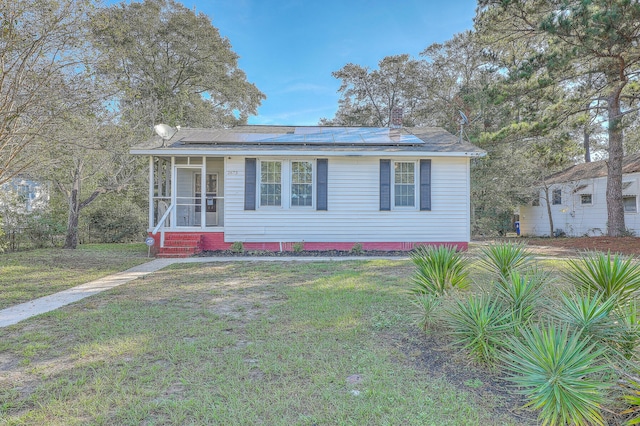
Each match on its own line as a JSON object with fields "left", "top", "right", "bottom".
{"left": 152, "top": 202, "right": 175, "bottom": 248}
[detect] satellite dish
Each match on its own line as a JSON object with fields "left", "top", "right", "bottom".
{"left": 459, "top": 110, "right": 469, "bottom": 125}
{"left": 457, "top": 111, "right": 469, "bottom": 144}
{"left": 154, "top": 123, "right": 177, "bottom": 146}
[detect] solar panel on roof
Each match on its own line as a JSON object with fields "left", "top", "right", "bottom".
{"left": 179, "top": 127, "right": 425, "bottom": 145}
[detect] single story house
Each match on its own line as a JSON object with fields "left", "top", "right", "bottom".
{"left": 519, "top": 153, "right": 640, "bottom": 237}
{"left": 131, "top": 125, "right": 485, "bottom": 257}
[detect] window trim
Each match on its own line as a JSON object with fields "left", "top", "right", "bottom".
{"left": 290, "top": 160, "right": 315, "bottom": 209}
{"left": 580, "top": 193, "right": 593, "bottom": 206}
{"left": 256, "top": 159, "right": 319, "bottom": 209}
{"left": 258, "top": 159, "right": 283, "bottom": 208}
{"left": 552, "top": 189, "right": 562, "bottom": 205}
{"left": 624, "top": 195, "right": 637, "bottom": 213}
{"left": 392, "top": 160, "right": 418, "bottom": 210}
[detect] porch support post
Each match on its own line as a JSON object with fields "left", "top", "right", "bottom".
{"left": 164, "top": 160, "right": 170, "bottom": 198}
{"left": 201, "top": 156, "right": 206, "bottom": 229}
{"left": 148, "top": 156, "right": 154, "bottom": 230}
{"left": 170, "top": 156, "right": 176, "bottom": 227}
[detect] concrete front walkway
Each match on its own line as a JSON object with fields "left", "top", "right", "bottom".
{"left": 0, "top": 255, "right": 406, "bottom": 328}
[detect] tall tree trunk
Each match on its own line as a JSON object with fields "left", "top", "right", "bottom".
{"left": 64, "top": 180, "right": 81, "bottom": 249}
{"left": 544, "top": 186, "right": 554, "bottom": 237}
{"left": 584, "top": 127, "right": 591, "bottom": 163}
{"left": 606, "top": 92, "right": 625, "bottom": 237}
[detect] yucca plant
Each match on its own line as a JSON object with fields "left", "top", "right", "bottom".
{"left": 613, "top": 301, "right": 640, "bottom": 360}
{"left": 621, "top": 375, "right": 640, "bottom": 425}
{"left": 493, "top": 269, "right": 549, "bottom": 325}
{"left": 502, "top": 323, "right": 608, "bottom": 426}
{"left": 410, "top": 245, "right": 470, "bottom": 296}
{"left": 478, "top": 242, "right": 534, "bottom": 283}
{"left": 410, "top": 293, "right": 442, "bottom": 331}
{"left": 564, "top": 251, "right": 640, "bottom": 308}
{"left": 445, "top": 294, "right": 512, "bottom": 364}
{"left": 552, "top": 291, "right": 618, "bottom": 343}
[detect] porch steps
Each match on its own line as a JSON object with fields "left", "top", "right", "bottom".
{"left": 156, "top": 234, "right": 203, "bottom": 258}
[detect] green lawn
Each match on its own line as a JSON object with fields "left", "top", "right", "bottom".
{"left": 0, "top": 259, "right": 527, "bottom": 425}
{"left": 0, "top": 244, "right": 150, "bottom": 309}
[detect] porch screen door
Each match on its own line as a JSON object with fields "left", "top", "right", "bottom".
{"left": 195, "top": 173, "right": 218, "bottom": 227}
{"left": 175, "top": 167, "right": 200, "bottom": 227}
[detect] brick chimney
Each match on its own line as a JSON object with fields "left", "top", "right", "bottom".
{"left": 390, "top": 107, "right": 403, "bottom": 128}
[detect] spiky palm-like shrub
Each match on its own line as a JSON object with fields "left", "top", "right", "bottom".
{"left": 479, "top": 242, "right": 534, "bottom": 282}
{"left": 445, "top": 294, "right": 512, "bottom": 364}
{"left": 564, "top": 251, "right": 640, "bottom": 307}
{"left": 502, "top": 323, "right": 608, "bottom": 426}
{"left": 621, "top": 375, "right": 640, "bottom": 425}
{"left": 614, "top": 301, "right": 640, "bottom": 360}
{"left": 493, "top": 269, "right": 548, "bottom": 325}
{"left": 411, "top": 293, "right": 442, "bottom": 331}
{"left": 410, "top": 245, "right": 470, "bottom": 296}
{"left": 553, "top": 292, "right": 618, "bottom": 343}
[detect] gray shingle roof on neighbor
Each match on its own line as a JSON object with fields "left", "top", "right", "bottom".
{"left": 131, "top": 125, "right": 486, "bottom": 156}
{"left": 545, "top": 153, "right": 640, "bottom": 184}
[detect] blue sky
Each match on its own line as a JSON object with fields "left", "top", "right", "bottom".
{"left": 194, "top": 0, "right": 477, "bottom": 125}
{"left": 122, "top": 0, "right": 476, "bottom": 125}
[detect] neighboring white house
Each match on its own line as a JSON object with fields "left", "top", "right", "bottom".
{"left": 0, "top": 177, "right": 49, "bottom": 214}
{"left": 131, "top": 125, "right": 485, "bottom": 257}
{"left": 519, "top": 154, "right": 640, "bottom": 237}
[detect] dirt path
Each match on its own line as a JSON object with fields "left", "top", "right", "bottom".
{"left": 473, "top": 236, "right": 640, "bottom": 257}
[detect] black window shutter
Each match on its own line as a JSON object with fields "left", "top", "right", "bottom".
{"left": 244, "top": 158, "right": 256, "bottom": 210}
{"left": 316, "top": 158, "right": 328, "bottom": 210}
{"left": 380, "top": 159, "right": 391, "bottom": 211}
{"left": 420, "top": 159, "right": 431, "bottom": 211}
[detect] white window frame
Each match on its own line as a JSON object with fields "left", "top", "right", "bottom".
{"left": 257, "top": 159, "right": 317, "bottom": 209}
{"left": 580, "top": 194, "right": 593, "bottom": 205}
{"left": 392, "top": 160, "right": 418, "bottom": 210}
{"left": 290, "top": 160, "right": 315, "bottom": 209}
{"left": 258, "top": 160, "right": 283, "bottom": 208}
{"left": 624, "top": 195, "right": 637, "bottom": 213}
{"left": 552, "top": 189, "right": 562, "bottom": 205}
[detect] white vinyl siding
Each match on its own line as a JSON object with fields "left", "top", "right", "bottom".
{"left": 520, "top": 175, "right": 640, "bottom": 236}
{"left": 224, "top": 156, "right": 471, "bottom": 243}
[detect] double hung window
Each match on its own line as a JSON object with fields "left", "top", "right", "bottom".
{"left": 394, "top": 162, "right": 416, "bottom": 208}
{"left": 256, "top": 160, "right": 316, "bottom": 208}
{"left": 380, "top": 159, "right": 429, "bottom": 211}
{"left": 624, "top": 196, "right": 637, "bottom": 213}
{"left": 291, "top": 161, "right": 313, "bottom": 207}
{"left": 260, "top": 161, "right": 282, "bottom": 207}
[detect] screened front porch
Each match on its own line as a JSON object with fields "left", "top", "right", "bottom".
{"left": 149, "top": 156, "right": 225, "bottom": 231}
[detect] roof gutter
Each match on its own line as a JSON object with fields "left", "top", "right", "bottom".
{"left": 130, "top": 148, "right": 486, "bottom": 158}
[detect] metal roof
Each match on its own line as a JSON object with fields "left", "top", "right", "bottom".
{"left": 131, "top": 125, "right": 486, "bottom": 156}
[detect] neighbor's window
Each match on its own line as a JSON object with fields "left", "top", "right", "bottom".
{"left": 552, "top": 189, "right": 562, "bottom": 205}
{"left": 624, "top": 195, "right": 637, "bottom": 213}
{"left": 394, "top": 162, "right": 416, "bottom": 207}
{"left": 532, "top": 196, "right": 540, "bottom": 206}
{"left": 581, "top": 194, "right": 593, "bottom": 205}
{"left": 260, "top": 161, "right": 282, "bottom": 206}
{"left": 291, "top": 161, "right": 313, "bottom": 207}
